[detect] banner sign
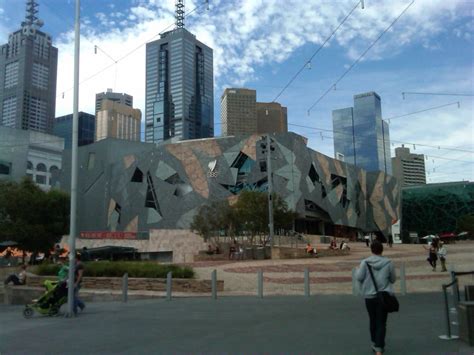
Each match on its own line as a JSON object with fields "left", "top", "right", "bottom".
{"left": 79, "top": 231, "right": 137, "bottom": 240}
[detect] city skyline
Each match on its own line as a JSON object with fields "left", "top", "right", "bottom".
{"left": 0, "top": 0, "right": 472, "bottom": 183}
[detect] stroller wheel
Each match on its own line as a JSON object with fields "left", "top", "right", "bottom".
{"left": 23, "top": 307, "right": 34, "bottom": 319}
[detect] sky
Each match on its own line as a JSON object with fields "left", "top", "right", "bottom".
{"left": 0, "top": 0, "right": 473, "bottom": 183}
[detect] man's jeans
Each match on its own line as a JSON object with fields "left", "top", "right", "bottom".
{"left": 74, "top": 286, "right": 85, "bottom": 314}
{"left": 365, "top": 297, "right": 388, "bottom": 352}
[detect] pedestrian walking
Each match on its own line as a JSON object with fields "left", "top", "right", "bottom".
{"left": 356, "top": 240, "right": 396, "bottom": 355}
{"left": 364, "top": 234, "right": 370, "bottom": 247}
{"left": 73, "top": 254, "right": 86, "bottom": 315}
{"left": 423, "top": 239, "right": 439, "bottom": 271}
{"left": 437, "top": 241, "right": 447, "bottom": 272}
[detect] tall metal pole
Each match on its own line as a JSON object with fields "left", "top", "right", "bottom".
{"left": 266, "top": 135, "right": 274, "bottom": 247}
{"left": 66, "top": 0, "right": 81, "bottom": 317}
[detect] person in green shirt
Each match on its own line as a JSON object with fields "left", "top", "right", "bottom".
{"left": 57, "top": 259, "right": 69, "bottom": 281}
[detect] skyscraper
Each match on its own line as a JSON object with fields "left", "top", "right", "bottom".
{"left": 220, "top": 88, "right": 288, "bottom": 136}
{"left": 0, "top": 0, "right": 58, "bottom": 134}
{"left": 54, "top": 112, "right": 96, "bottom": 149}
{"left": 96, "top": 100, "right": 141, "bottom": 142}
{"left": 256, "top": 102, "right": 288, "bottom": 134}
{"left": 95, "top": 89, "right": 133, "bottom": 114}
{"left": 221, "top": 88, "right": 257, "bottom": 136}
{"left": 145, "top": 0, "right": 213, "bottom": 143}
{"left": 332, "top": 92, "right": 392, "bottom": 174}
{"left": 391, "top": 145, "right": 426, "bottom": 186}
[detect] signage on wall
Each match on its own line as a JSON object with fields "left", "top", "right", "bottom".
{"left": 79, "top": 231, "right": 137, "bottom": 240}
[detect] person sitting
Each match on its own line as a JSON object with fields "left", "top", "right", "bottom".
{"left": 306, "top": 243, "right": 316, "bottom": 255}
{"left": 206, "top": 244, "right": 215, "bottom": 255}
{"left": 4, "top": 264, "right": 27, "bottom": 286}
{"left": 329, "top": 238, "right": 338, "bottom": 250}
{"left": 341, "top": 241, "right": 350, "bottom": 251}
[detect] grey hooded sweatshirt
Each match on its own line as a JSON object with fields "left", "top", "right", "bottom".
{"left": 356, "top": 255, "right": 396, "bottom": 298}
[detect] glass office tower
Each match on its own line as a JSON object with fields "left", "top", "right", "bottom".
{"left": 0, "top": 0, "right": 58, "bottom": 134}
{"left": 145, "top": 27, "right": 213, "bottom": 143}
{"left": 54, "top": 112, "right": 95, "bottom": 149}
{"left": 332, "top": 92, "right": 392, "bottom": 174}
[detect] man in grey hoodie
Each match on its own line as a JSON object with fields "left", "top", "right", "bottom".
{"left": 356, "top": 240, "right": 396, "bottom": 355}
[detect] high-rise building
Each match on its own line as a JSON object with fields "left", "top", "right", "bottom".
{"left": 145, "top": 1, "right": 213, "bottom": 143}
{"left": 96, "top": 100, "right": 141, "bottom": 142}
{"left": 391, "top": 145, "right": 426, "bottom": 186}
{"left": 0, "top": 0, "right": 58, "bottom": 134}
{"left": 95, "top": 89, "right": 133, "bottom": 114}
{"left": 256, "top": 102, "right": 288, "bottom": 134}
{"left": 221, "top": 88, "right": 257, "bottom": 136}
{"left": 332, "top": 92, "right": 392, "bottom": 174}
{"left": 53, "top": 112, "right": 95, "bottom": 149}
{"left": 220, "top": 88, "right": 288, "bottom": 136}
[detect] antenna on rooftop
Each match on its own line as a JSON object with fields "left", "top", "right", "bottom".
{"left": 22, "top": 0, "right": 43, "bottom": 29}
{"left": 175, "top": 0, "right": 185, "bottom": 28}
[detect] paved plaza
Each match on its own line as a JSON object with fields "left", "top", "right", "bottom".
{"left": 190, "top": 241, "right": 474, "bottom": 296}
{"left": 1, "top": 293, "right": 473, "bottom": 354}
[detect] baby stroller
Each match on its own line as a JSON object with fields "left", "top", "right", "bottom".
{"left": 23, "top": 280, "right": 68, "bottom": 318}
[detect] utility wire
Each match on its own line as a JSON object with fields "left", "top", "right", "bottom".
{"left": 272, "top": 0, "right": 363, "bottom": 103}
{"left": 288, "top": 122, "right": 474, "bottom": 154}
{"left": 307, "top": 0, "right": 415, "bottom": 114}
{"left": 384, "top": 101, "right": 460, "bottom": 122}
{"left": 402, "top": 91, "right": 474, "bottom": 99}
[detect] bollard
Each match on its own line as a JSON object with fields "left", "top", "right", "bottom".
{"left": 258, "top": 270, "right": 263, "bottom": 298}
{"left": 352, "top": 268, "right": 358, "bottom": 296}
{"left": 400, "top": 262, "right": 407, "bottom": 295}
{"left": 304, "top": 268, "right": 310, "bottom": 297}
{"left": 166, "top": 271, "right": 172, "bottom": 301}
{"left": 211, "top": 269, "right": 217, "bottom": 300}
{"left": 122, "top": 273, "right": 128, "bottom": 303}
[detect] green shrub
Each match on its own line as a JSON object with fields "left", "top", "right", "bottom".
{"left": 34, "top": 261, "right": 194, "bottom": 279}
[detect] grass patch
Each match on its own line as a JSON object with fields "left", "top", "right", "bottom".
{"left": 34, "top": 261, "right": 194, "bottom": 279}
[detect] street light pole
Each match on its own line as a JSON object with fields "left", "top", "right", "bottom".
{"left": 66, "top": 0, "right": 81, "bottom": 317}
{"left": 266, "top": 135, "right": 274, "bottom": 247}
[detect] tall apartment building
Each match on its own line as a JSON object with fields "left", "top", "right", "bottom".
{"left": 221, "top": 88, "right": 257, "bottom": 136}
{"left": 96, "top": 100, "right": 141, "bottom": 142}
{"left": 332, "top": 92, "right": 392, "bottom": 174}
{"left": 0, "top": 0, "right": 58, "bottom": 134}
{"left": 256, "top": 102, "right": 288, "bottom": 134}
{"left": 145, "top": 1, "right": 213, "bottom": 143}
{"left": 391, "top": 145, "right": 426, "bottom": 186}
{"left": 221, "top": 89, "right": 288, "bottom": 136}
{"left": 54, "top": 112, "right": 95, "bottom": 149}
{"left": 95, "top": 89, "right": 133, "bottom": 114}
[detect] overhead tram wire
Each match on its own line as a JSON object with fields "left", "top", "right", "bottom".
{"left": 56, "top": 1, "right": 209, "bottom": 99}
{"left": 402, "top": 92, "right": 474, "bottom": 99}
{"left": 287, "top": 122, "right": 474, "bottom": 154}
{"left": 384, "top": 101, "right": 460, "bottom": 123}
{"left": 307, "top": 0, "right": 415, "bottom": 114}
{"left": 271, "top": 0, "right": 364, "bottom": 103}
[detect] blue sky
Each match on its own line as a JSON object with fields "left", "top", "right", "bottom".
{"left": 0, "top": 0, "right": 473, "bottom": 183}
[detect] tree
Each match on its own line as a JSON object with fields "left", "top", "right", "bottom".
{"left": 191, "top": 191, "right": 297, "bottom": 247}
{"left": 0, "top": 179, "right": 70, "bottom": 256}
{"left": 457, "top": 214, "right": 474, "bottom": 234}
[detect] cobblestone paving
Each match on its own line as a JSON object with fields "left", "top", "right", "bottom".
{"left": 190, "top": 241, "right": 474, "bottom": 295}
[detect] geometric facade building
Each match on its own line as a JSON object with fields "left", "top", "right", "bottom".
{"left": 145, "top": 2, "right": 213, "bottom": 144}
{"left": 333, "top": 92, "right": 391, "bottom": 175}
{"left": 401, "top": 181, "right": 473, "bottom": 241}
{"left": 53, "top": 112, "right": 95, "bottom": 149}
{"left": 60, "top": 132, "right": 400, "bottom": 239}
{"left": 0, "top": 125, "right": 64, "bottom": 190}
{"left": 0, "top": 0, "right": 58, "bottom": 134}
{"left": 391, "top": 145, "right": 426, "bottom": 187}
